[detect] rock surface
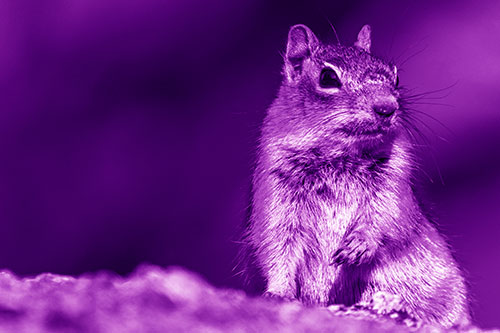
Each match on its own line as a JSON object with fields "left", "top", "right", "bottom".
{"left": 0, "top": 265, "right": 495, "bottom": 332}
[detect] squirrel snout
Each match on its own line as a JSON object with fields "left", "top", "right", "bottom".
{"left": 372, "top": 100, "right": 398, "bottom": 118}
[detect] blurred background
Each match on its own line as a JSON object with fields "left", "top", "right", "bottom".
{"left": 0, "top": 0, "right": 498, "bottom": 328}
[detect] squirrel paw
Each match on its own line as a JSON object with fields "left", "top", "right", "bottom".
{"left": 330, "top": 231, "right": 377, "bottom": 266}
{"left": 263, "top": 291, "right": 296, "bottom": 303}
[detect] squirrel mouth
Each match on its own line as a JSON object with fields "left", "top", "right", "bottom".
{"left": 358, "top": 129, "right": 386, "bottom": 136}
{"left": 339, "top": 125, "right": 390, "bottom": 137}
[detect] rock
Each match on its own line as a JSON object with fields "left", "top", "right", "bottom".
{"left": 0, "top": 265, "right": 495, "bottom": 332}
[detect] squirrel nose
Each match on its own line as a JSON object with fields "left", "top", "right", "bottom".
{"left": 373, "top": 103, "right": 397, "bottom": 118}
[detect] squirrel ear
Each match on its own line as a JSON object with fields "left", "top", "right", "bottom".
{"left": 285, "top": 24, "right": 318, "bottom": 81}
{"left": 354, "top": 25, "right": 371, "bottom": 53}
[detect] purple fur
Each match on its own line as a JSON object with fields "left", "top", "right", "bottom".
{"left": 242, "top": 24, "right": 470, "bottom": 328}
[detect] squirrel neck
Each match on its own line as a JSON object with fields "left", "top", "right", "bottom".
{"left": 256, "top": 131, "right": 414, "bottom": 204}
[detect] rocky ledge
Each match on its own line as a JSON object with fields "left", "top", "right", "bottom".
{"left": 0, "top": 265, "right": 495, "bottom": 332}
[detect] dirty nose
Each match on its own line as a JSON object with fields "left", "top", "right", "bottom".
{"left": 373, "top": 103, "right": 397, "bottom": 118}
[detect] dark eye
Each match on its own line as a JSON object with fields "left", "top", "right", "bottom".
{"left": 319, "top": 68, "right": 341, "bottom": 88}
{"left": 395, "top": 75, "right": 400, "bottom": 87}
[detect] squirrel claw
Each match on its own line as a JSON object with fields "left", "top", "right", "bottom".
{"left": 331, "top": 231, "right": 376, "bottom": 266}
{"left": 263, "top": 292, "right": 296, "bottom": 303}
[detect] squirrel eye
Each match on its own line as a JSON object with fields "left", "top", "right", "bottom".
{"left": 319, "top": 68, "right": 341, "bottom": 88}
{"left": 395, "top": 75, "right": 400, "bottom": 87}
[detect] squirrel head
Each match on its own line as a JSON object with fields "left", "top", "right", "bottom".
{"left": 269, "top": 24, "right": 402, "bottom": 156}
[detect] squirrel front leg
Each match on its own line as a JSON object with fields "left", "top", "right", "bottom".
{"left": 330, "top": 225, "right": 379, "bottom": 266}
{"left": 330, "top": 209, "right": 384, "bottom": 266}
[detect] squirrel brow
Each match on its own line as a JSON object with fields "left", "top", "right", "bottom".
{"left": 323, "top": 61, "right": 342, "bottom": 70}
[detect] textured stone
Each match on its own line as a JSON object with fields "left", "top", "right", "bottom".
{"left": 0, "top": 265, "right": 495, "bottom": 332}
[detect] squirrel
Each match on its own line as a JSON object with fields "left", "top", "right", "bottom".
{"left": 240, "top": 24, "right": 470, "bottom": 328}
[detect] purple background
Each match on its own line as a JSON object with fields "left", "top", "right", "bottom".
{"left": 0, "top": 0, "right": 498, "bottom": 328}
